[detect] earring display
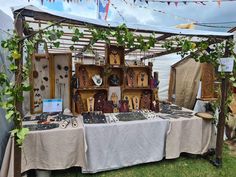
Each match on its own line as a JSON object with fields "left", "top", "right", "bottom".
{"left": 31, "top": 57, "right": 50, "bottom": 114}
{"left": 109, "top": 50, "right": 120, "bottom": 65}
{"left": 137, "top": 72, "right": 148, "bottom": 87}
{"left": 87, "top": 97, "right": 95, "bottom": 112}
{"left": 127, "top": 68, "right": 136, "bottom": 87}
{"left": 119, "top": 100, "right": 129, "bottom": 112}
{"left": 124, "top": 95, "right": 133, "bottom": 110}
{"left": 106, "top": 45, "right": 124, "bottom": 66}
{"left": 94, "top": 92, "right": 107, "bottom": 111}
{"left": 78, "top": 66, "right": 89, "bottom": 87}
{"left": 53, "top": 53, "right": 72, "bottom": 110}
{"left": 133, "top": 96, "right": 140, "bottom": 110}
{"left": 110, "top": 92, "right": 119, "bottom": 113}
{"left": 140, "top": 91, "right": 151, "bottom": 110}
{"left": 73, "top": 90, "right": 84, "bottom": 113}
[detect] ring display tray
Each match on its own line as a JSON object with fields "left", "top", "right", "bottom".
{"left": 23, "top": 123, "right": 59, "bottom": 131}
{"left": 115, "top": 112, "right": 147, "bottom": 121}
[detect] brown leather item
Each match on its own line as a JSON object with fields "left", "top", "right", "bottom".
{"left": 94, "top": 92, "right": 107, "bottom": 111}
{"left": 103, "top": 101, "right": 114, "bottom": 113}
{"left": 78, "top": 66, "right": 89, "bottom": 87}
{"left": 127, "top": 68, "right": 136, "bottom": 87}
{"left": 137, "top": 72, "right": 148, "bottom": 87}
{"left": 74, "top": 91, "right": 83, "bottom": 114}
{"left": 140, "top": 91, "right": 151, "bottom": 110}
{"left": 119, "top": 100, "right": 129, "bottom": 112}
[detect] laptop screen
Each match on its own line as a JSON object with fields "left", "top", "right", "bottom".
{"left": 43, "top": 99, "right": 63, "bottom": 113}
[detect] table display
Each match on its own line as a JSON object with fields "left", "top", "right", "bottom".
{"left": 82, "top": 117, "right": 170, "bottom": 173}
{"left": 0, "top": 109, "right": 216, "bottom": 176}
{"left": 0, "top": 118, "right": 87, "bottom": 177}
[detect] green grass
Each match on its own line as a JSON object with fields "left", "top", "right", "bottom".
{"left": 51, "top": 146, "right": 236, "bottom": 177}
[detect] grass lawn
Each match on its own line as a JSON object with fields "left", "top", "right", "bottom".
{"left": 50, "top": 145, "right": 236, "bottom": 177}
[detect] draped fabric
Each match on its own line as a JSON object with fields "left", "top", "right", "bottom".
{"left": 168, "top": 57, "right": 201, "bottom": 109}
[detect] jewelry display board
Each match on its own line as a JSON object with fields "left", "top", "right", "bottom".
{"left": 106, "top": 45, "right": 124, "bottom": 66}
{"left": 51, "top": 53, "right": 72, "bottom": 110}
{"left": 30, "top": 56, "right": 51, "bottom": 113}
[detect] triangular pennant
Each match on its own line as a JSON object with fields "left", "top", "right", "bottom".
{"left": 183, "top": 1, "right": 187, "bottom": 5}
{"left": 167, "top": 1, "right": 170, "bottom": 5}
{"left": 217, "top": 0, "right": 221, "bottom": 7}
{"left": 174, "top": 2, "right": 178, "bottom": 6}
{"left": 200, "top": 2, "right": 206, "bottom": 5}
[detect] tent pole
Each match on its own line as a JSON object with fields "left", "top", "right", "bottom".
{"left": 213, "top": 37, "right": 232, "bottom": 167}
{"left": 14, "top": 16, "right": 24, "bottom": 177}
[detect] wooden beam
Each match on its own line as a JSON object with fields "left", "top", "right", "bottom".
{"left": 141, "top": 47, "right": 182, "bottom": 60}
{"left": 125, "top": 34, "right": 172, "bottom": 55}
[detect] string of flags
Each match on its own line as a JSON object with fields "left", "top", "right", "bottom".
{"left": 133, "top": 0, "right": 235, "bottom": 7}
{"left": 33, "top": 0, "right": 236, "bottom": 7}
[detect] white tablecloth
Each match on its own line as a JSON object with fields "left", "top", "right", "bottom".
{"left": 166, "top": 116, "right": 216, "bottom": 159}
{"left": 82, "top": 118, "right": 170, "bottom": 173}
{"left": 0, "top": 118, "right": 87, "bottom": 177}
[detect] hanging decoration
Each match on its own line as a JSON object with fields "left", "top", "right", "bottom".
{"left": 97, "top": 0, "right": 110, "bottom": 20}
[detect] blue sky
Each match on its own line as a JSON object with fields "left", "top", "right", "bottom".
{"left": 1, "top": 0, "right": 236, "bottom": 31}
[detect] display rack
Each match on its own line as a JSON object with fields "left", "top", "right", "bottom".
{"left": 72, "top": 45, "right": 156, "bottom": 114}
{"left": 30, "top": 53, "right": 72, "bottom": 114}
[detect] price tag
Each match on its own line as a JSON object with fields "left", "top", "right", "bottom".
{"left": 218, "top": 57, "right": 234, "bottom": 72}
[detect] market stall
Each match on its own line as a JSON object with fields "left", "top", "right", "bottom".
{"left": 0, "top": 4, "right": 234, "bottom": 177}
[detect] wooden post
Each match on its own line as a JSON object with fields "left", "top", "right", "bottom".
{"left": 14, "top": 16, "right": 24, "bottom": 177}
{"left": 214, "top": 76, "right": 228, "bottom": 166}
{"left": 214, "top": 37, "right": 232, "bottom": 167}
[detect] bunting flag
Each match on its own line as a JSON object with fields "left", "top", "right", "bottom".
{"left": 97, "top": 0, "right": 110, "bottom": 20}
{"left": 217, "top": 0, "right": 221, "bottom": 7}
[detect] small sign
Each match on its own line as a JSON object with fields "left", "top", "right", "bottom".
{"left": 218, "top": 57, "right": 234, "bottom": 72}
{"left": 43, "top": 99, "right": 63, "bottom": 113}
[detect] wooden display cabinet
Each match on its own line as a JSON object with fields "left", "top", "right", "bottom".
{"left": 72, "top": 45, "right": 156, "bottom": 114}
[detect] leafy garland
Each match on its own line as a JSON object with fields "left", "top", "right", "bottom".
{"left": 0, "top": 23, "right": 156, "bottom": 145}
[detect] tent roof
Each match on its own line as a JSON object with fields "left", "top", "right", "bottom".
{"left": 13, "top": 5, "right": 232, "bottom": 37}
{"left": 12, "top": 5, "right": 233, "bottom": 60}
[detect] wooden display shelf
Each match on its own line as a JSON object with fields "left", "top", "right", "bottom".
{"left": 108, "top": 65, "right": 124, "bottom": 68}
{"left": 125, "top": 65, "right": 150, "bottom": 68}
{"left": 197, "top": 97, "right": 218, "bottom": 101}
{"left": 75, "top": 63, "right": 105, "bottom": 67}
{"left": 123, "top": 87, "right": 151, "bottom": 90}
{"left": 77, "top": 87, "right": 108, "bottom": 91}
{"left": 34, "top": 53, "right": 49, "bottom": 58}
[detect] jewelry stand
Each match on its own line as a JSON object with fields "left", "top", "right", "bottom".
{"left": 87, "top": 97, "right": 95, "bottom": 112}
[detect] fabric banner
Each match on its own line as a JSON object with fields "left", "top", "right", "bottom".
{"left": 98, "top": 0, "right": 110, "bottom": 20}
